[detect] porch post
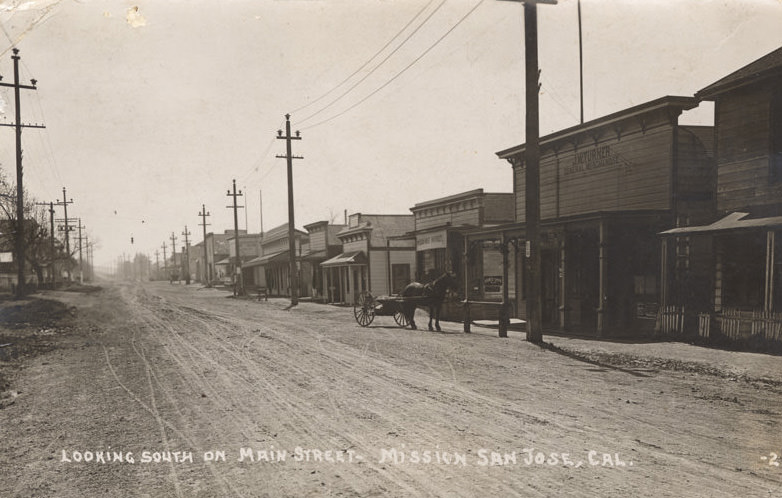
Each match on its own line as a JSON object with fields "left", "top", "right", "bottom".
{"left": 559, "top": 235, "right": 567, "bottom": 329}
{"left": 597, "top": 220, "right": 608, "bottom": 337}
{"left": 500, "top": 232, "right": 510, "bottom": 338}
{"left": 766, "top": 230, "right": 776, "bottom": 312}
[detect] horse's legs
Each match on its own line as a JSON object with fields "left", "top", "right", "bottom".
{"left": 433, "top": 304, "right": 442, "bottom": 331}
{"left": 404, "top": 303, "right": 417, "bottom": 329}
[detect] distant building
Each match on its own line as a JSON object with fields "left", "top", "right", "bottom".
{"left": 303, "top": 221, "right": 345, "bottom": 302}
{"left": 321, "top": 213, "right": 415, "bottom": 304}
{"left": 244, "top": 223, "right": 308, "bottom": 297}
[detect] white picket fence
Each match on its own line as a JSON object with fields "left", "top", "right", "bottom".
{"left": 698, "top": 308, "right": 782, "bottom": 342}
{"left": 656, "top": 305, "right": 685, "bottom": 335}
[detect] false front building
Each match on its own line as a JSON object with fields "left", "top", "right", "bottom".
{"left": 491, "top": 96, "right": 714, "bottom": 337}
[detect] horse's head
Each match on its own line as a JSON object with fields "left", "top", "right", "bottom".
{"left": 432, "top": 271, "right": 459, "bottom": 295}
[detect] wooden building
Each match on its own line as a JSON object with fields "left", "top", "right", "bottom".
{"left": 661, "top": 46, "right": 782, "bottom": 344}
{"left": 321, "top": 213, "right": 415, "bottom": 304}
{"left": 244, "top": 223, "right": 309, "bottom": 297}
{"left": 409, "top": 189, "right": 514, "bottom": 319}
{"left": 303, "top": 221, "right": 345, "bottom": 302}
{"left": 491, "top": 96, "right": 714, "bottom": 336}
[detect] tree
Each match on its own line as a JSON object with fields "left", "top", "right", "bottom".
{"left": 0, "top": 169, "right": 63, "bottom": 289}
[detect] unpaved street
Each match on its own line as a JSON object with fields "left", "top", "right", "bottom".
{"left": 2, "top": 282, "right": 782, "bottom": 497}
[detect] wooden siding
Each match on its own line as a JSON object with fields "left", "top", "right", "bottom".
{"left": 676, "top": 126, "right": 716, "bottom": 224}
{"left": 716, "top": 86, "right": 771, "bottom": 165}
{"left": 369, "top": 251, "right": 387, "bottom": 294}
{"left": 715, "top": 84, "right": 782, "bottom": 213}
{"left": 307, "top": 230, "right": 327, "bottom": 252}
{"left": 483, "top": 193, "right": 515, "bottom": 223}
{"left": 515, "top": 125, "right": 673, "bottom": 220}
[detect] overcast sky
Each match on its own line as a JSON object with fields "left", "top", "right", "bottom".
{"left": 0, "top": 0, "right": 781, "bottom": 269}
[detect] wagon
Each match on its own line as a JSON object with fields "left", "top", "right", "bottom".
{"left": 353, "top": 291, "right": 427, "bottom": 328}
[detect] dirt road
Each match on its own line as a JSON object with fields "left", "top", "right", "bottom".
{"left": 1, "top": 281, "right": 781, "bottom": 497}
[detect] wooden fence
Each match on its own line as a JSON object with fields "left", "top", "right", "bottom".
{"left": 656, "top": 305, "right": 685, "bottom": 336}
{"left": 697, "top": 308, "right": 782, "bottom": 343}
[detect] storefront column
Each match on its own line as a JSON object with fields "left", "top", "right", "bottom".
{"left": 596, "top": 220, "right": 608, "bottom": 337}
{"left": 765, "top": 230, "right": 776, "bottom": 312}
{"left": 499, "top": 232, "right": 510, "bottom": 338}
{"left": 559, "top": 237, "right": 567, "bottom": 329}
{"left": 660, "top": 237, "right": 669, "bottom": 311}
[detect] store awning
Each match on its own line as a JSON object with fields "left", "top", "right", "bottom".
{"left": 321, "top": 251, "right": 367, "bottom": 268}
{"left": 660, "top": 212, "right": 782, "bottom": 236}
{"left": 245, "top": 251, "right": 289, "bottom": 267}
{"left": 215, "top": 258, "right": 231, "bottom": 266}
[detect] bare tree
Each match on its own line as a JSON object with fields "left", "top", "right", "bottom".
{"left": 0, "top": 169, "right": 62, "bottom": 288}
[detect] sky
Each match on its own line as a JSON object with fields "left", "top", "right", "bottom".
{"left": 0, "top": 0, "right": 781, "bottom": 270}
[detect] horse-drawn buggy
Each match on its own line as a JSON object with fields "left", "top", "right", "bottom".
{"left": 352, "top": 272, "right": 458, "bottom": 331}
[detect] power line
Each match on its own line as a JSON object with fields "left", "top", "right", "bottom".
{"left": 289, "top": 0, "right": 439, "bottom": 116}
{"left": 302, "top": 0, "right": 487, "bottom": 131}
{"left": 296, "top": 0, "right": 447, "bottom": 126}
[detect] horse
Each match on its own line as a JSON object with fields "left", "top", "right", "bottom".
{"left": 400, "top": 272, "right": 458, "bottom": 331}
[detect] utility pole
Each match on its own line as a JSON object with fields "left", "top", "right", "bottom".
{"left": 161, "top": 242, "right": 168, "bottom": 281}
{"left": 276, "top": 114, "right": 302, "bottom": 306}
{"left": 0, "top": 49, "right": 44, "bottom": 298}
{"left": 35, "top": 201, "right": 56, "bottom": 287}
{"left": 226, "top": 180, "right": 245, "bottom": 296}
{"left": 182, "top": 226, "right": 191, "bottom": 285}
{"left": 198, "top": 205, "right": 211, "bottom": 285}
{"left": 55, "top": 188, "right": 74, "bottom": 283}
{"left": 76, "top": 218, "right": 85, "bottom": 284}
{"left": 170, "top": 232, "right": 178, "bottom": 283}
{"left": 499, "top": 0, "right": 555, "bottom": 342}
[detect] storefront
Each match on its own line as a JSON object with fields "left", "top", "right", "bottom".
{"left": 491, "top": 96, "right": 713, "bottom": 337}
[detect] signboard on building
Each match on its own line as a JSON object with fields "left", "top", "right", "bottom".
{"left": 0, "top": 252, "right": 12, "bottom": 263}
{"left": 416, "top": 230, "right": 447, "bottom": 251}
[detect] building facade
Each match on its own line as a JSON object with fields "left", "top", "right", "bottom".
{"left": 303, "top": 221, "right": 345, "bottom": 302}
{"left": 661, "top": 46, "right": 782, "bottom": 344}
{"left": 244, "top": 223, "right": 309, "bottom": 297}
{"left": 409, "top": 189, "right": 514, "bottom": 319}
{"left": 321, "top": 213, "right": 415, "bottom": 304}
{"left": 492, "top": 96, "right": 714, "bottom": 337}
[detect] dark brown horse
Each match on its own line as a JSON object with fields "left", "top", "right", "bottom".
{"left": 401, "top": 272, "right": 458, "bottom": 331}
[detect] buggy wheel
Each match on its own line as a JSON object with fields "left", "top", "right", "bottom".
{"left": 353, "top": 292, "right": 375, "bottom": 327}
{"left": 393, "top": 310, "right": 409, "bottom": 328}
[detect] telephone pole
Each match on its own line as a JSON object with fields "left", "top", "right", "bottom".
{"left": 198, "top": 204, "right": 211, "bottom": 285}
{"left": 161, "top": 242, "right": 168, "bottom": 280}
{"left": 0, "top": 49, "right": 44, "bottom": 298}
{"left": 76, "top": 218, "right": 85, "bottom": 284}
{"left": 505, "top": 0, "right": 556, "bottom": 342}
{"left": 35, "top": 201, "right": 56, "bottom": 287}
{"left": 55, "top": 188, "right": 74, "bottom": 282}
{"left": 276, "top": 114, "right": 302, "bottom": 306}
{"left": 170, "top": 232, "right": 178, "bottom": 282}
{"left": 182, "top": 225, "right": 191, "bottom": 285}
{"left": 226, "top": 180, "right": 245, "bottom": 296}
{"left": 154, "top": 249, "right": 160, "bottom": 281}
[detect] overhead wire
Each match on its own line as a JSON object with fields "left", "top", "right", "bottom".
{"left": 302, "top": 0, "right": 487, "bottom": 131}
{"left": 295, "top": 0, "right": 446, "bottom": 125}
{"left": 289, "top": 0, "right": 438, "bottom": 116}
